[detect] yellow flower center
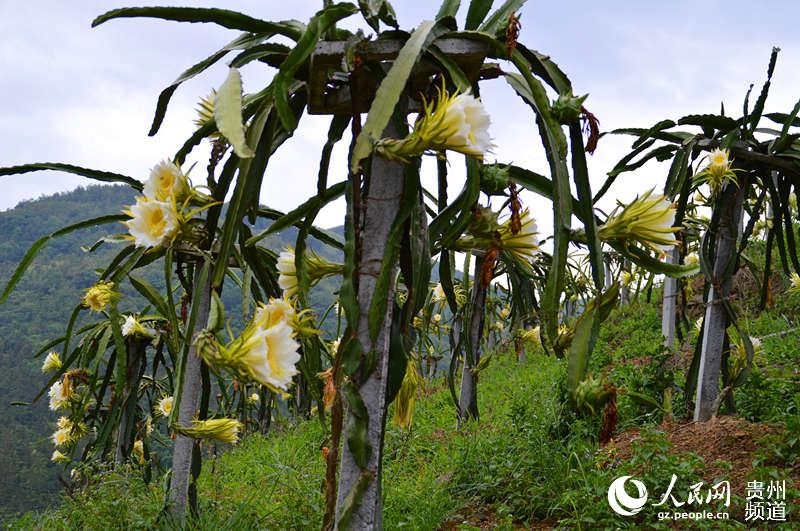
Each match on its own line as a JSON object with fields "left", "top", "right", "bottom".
{"left": 159, "top": 397, "right": 173, "bottom": 415}
{"left": 154, "top": 168, "right": 177, "bottom": 197}
{"left": 145, "top": 207, "right": 167, "bottom": 238}
{"left": 86, "top": 293, "right": 102, "bottom": 309}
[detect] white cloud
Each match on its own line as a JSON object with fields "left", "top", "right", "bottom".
{"left": 2, "top": 0, "right": 800, "bottom": 239}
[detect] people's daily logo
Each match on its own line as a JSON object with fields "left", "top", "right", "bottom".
{"left": 607, "top": 476, "right": 648, "bottom": 516}
{"left": 607, "top": 475, "right": 786, "bottom": 522}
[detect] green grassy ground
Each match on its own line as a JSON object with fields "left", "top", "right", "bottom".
{"left": 10, "top": 295, "right": 800, "bottom": 530}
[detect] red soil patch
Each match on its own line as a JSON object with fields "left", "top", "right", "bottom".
{"left": 608, "top": 416, "right": 794, "bottom": 499}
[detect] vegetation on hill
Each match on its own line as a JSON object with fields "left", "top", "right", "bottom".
{"left": 0, "top": 185, "right": 341, "bottom": 518}
{"left": 0, "top": 186, "right": 139, "bottom": 516}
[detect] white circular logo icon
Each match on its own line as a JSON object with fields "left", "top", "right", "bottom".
{"left": 608, "top": 476, "right": 648, "bottom": 516}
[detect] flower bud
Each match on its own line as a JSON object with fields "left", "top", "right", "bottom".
{"left": 480, "top": 164, "right": 510, "bottom": 196}
{"left": 82, "top": 281, "right": 119, "bottom": 312}
{"left": 174, "top": 418, "right": 241, "bottom": 444}
{"left": 41, "top": 351, "right": 62, "bottom": 373}
{"left": 552, "top": 92, "right": 588, "bottom": 124}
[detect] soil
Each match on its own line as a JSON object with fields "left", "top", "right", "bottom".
{"left": 611, "top": 416, "right": 783, "bottom": 493}
{"left": 439, "top": 503, "right": 553, "bottom": 530}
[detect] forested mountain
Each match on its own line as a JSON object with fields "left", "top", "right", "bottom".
{"left": 0, "top": 185, "right": 341, "bottom": 517}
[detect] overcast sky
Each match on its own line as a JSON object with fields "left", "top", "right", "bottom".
{"left": 2, "top": 1, "right": 800, "bottom": 232}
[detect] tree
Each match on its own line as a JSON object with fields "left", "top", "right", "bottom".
{"left": 609, "top": 47, "right": 800, "bottom": 421}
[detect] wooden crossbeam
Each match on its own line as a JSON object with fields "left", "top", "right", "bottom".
{"left": 308, "top": 38, "right": 489, "bottom": 115}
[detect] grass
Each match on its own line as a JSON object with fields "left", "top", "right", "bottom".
{"left": 10, "top": 294, "right": 800, "bottom": 530}
{"left": 12, "top": 353, "right": 565, "bottom": 530}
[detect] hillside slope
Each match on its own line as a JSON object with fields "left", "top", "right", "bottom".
{"left": 11, "top": 295, "right": 800, "bottom": 529}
